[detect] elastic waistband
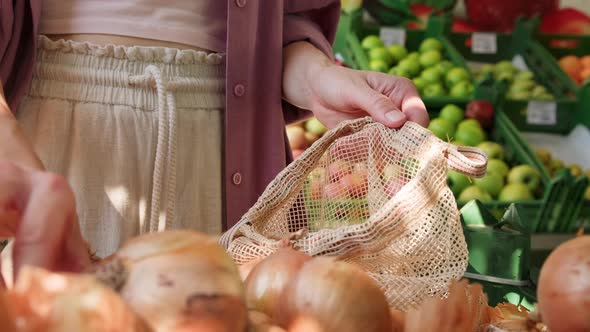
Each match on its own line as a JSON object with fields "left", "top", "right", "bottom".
{"left": 28, "top": 36, "right": 226, "bottom": 111}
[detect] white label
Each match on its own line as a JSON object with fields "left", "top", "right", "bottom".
{"left": 527, "top": 101, "right": 557, "bottom": 125}
{"left": 512, "top": 55, "right": 529, "bottom": 71}
{"left": 379, "top": 27, "right": 406, "bottom": 46}
{"left": 471, "top": 32, "right": 497, "bottom": 54}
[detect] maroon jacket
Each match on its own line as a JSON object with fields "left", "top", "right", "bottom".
{"left": 0, "top": 0, "right": 341, "bottom": 230}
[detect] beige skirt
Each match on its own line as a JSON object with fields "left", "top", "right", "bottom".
{"left": 4, "top": 36, "right": 225, "bottom": 269}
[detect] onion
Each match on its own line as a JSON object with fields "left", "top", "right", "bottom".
{"left": 275, "top": 257, "right": 392, "bottom": 332}
{"left": 94, "top": 230, "right": 247, "bottom": 332}
{"left": 537, "top": 235, "right": 590, "bottom": 332}
{"left": 244, "top": 248, "right": 311, "bottom": 317}
{"left": 6, "top": 266, "right": 151, "bottom": 331}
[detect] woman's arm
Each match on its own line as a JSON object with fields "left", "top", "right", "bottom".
{"left": 282, "top": 41, "right": 429, "bottom": 129}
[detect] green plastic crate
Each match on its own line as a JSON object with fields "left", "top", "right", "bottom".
{"left": 536, "top": 33, "right": 590, "bottom": 59}
{"left": 426, "top": 101, "right": 570, "bottom": 232}
{"left": 334, "top": 12, "right": 476, "bottom": 108}
{"left": 447, "top": 18, "right": 579, "bottom": 134}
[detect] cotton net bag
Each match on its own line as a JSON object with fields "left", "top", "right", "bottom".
{"left": 220, "top": 117, "right": 487, "bottom": 310}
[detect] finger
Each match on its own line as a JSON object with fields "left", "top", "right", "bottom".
{"left": 12, "top": 173, "right": 77, "bottom": 275}
{"left": 0, "top": 162, "right": 27, "bottom": 239}
{"left": 351, "top": 84, "right": 407, "bottom": 128}
{"left": 385, "top": 77, "right": 429, "bottom": 128}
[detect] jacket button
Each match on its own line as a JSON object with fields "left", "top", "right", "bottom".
{"left": 232, "top": 172, "right": 242, "bottom": 186}
{"left": 235, "top": 0, "right": 247, "bottom": 8}
{"left": 233, "top": 84, "right": 245, "bottom": 97}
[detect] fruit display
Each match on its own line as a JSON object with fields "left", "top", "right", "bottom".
{"left": 425, "top": 102, "right": 544, "bottom": 203}
{"left": 286, "top": 117, "right": 328, "bottom": 159}
{"left": 463, "top": 0, "right": 559, "bottom": 32}
{"left": 558, "top": 54, "right": 590, "bottom": 85}
{"left": 2, "top": 229, "right": 587, "bottom": 332}
{"left": 360, "top": 35, "right": 475, "bottom": 98}
{"left": 472, "top": 61, "right": 555, "bottom": 101}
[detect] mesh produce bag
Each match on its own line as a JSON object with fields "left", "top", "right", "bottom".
{"left": 220, "top": 117, "right": 487, "bottom": 310}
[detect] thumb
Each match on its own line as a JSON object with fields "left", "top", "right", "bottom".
{"left": 353, "top": 86, "right": 407, "bottom": 128}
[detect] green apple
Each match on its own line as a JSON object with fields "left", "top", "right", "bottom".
{"left": 585, "top": 169, "right": 590, "bottom": 179}
{"left": 480, "top": 64, "right": 495, "bottom": 76}
{"left": 428, "top": 118, "right": 455, "bottom": 140}
{"left": 419, "top": 50, "right": 442, "bottom": 68}
{"left": 398, "top": 58, "right": 422, "bottom": 77}
{"left": 549, "top": 159, "right": 564, "bottom": 175}
{"left": 457, "top": 119, "right": 482, "bottom": 131}
{"left": 477, "top": 141, "right": 505, "bottom": 160}
{"left": 495, "top": 61, "right": 517, "bottom": 75}
{"left": 445, "top": 67, "right": 470, "bottom": 87}
{"left": 498, "top": 183, "right": 534, "bottom": 202}
{"left": 532, "top": 85, "right": 547, "bottom": 96}
{"left": 585, "top": 186, "right": 590, "bottom": 201}
{"left": 507, "top": 165, "right": 541, "bottom": 191}
{"left": 368, "top": 47, "right": 393, "bottom": 66}
{"left": 447, "top": 170, "right": 471, "bottom": 197}
{"left": 450, "top": 81, "right": 474, "bottom": 97}
{"left": 487, "top": 159, "right": 510, "bottom": 178}
{"left": 458, "top": 185, "right": 492, "bottom": 203}
{"left": 369, "top": 59, "right": 389, "bottom": 73}
{"left": 406, "top": 51, "right": 420, "bottom": 61}
{"left": 435, "top": 60, "right": 454, "bottom": 75}
{"left": 474, "top": 172, "right": 504, "bottom": 197}
{"left": 455, "top": 126, "right": 486, "bottom": 147}
{"left": 305, "top": 118, "right": 327, "bottom": 136}
{"left": 387, "top": 44, "right": 408, "bottom": 63}
{"left": 568, "top": 164, "right": 583, "bottom": 177}
{"left": 535, "top": 149, "right": 552, "bottom": 165}
{"left": 361, "top": 35, "right": 384, "bottom": 50}
{"left": 495, "top": 71, "right": 515, "bottom": 83}
{"left": 412, "top": 77, "right": 428, "bottom": 92}
{"left": 389, "top": 66, "right": 412, "bottom": 78}
{"left": 534, "top": 93, "right": 555, "bottom": 101}
{"left": 507, "top": 90, "right": 531, "bottom": 100}
{"left": 452, "top": 140, "right": 467, "bottom": 146}
{"left": 421, "top": 67, "right": 443, "bottom": 84}
{"left": 419, "top": 38, "right": 443, "bottom": 53}
{"left": 439, "top": 104, "right": 464, "bottom": 125}
{"left": 422, "top": 83, "right": 446, "bottom": 97}
{"left": 514, "top": 70, "right": 535, "bottom": 81}
{"left": 510, "top": 80, "right": 535, "bottom": 93}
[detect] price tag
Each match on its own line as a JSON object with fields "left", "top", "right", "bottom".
{"left": 471, "top": 33, "right": 497, "bottom": 54}
{"left": 379, "top": 27, "right": 406, "bottom": 46}
{"left": 527, "top": 101, "right": 557, "bottom": 125}
{"left": 512, "top": 55, "right": 529, "bottom": 71}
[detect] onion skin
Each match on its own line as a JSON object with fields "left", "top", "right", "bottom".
{"left": 7, "top": 266, "right": 151, "bottom": 332}
{"left": 537, "top": 236, "right": 590, "bottom": 332}
{"left": 106, "top": 230, "right": 247, "bottom": 332}
{"left": 275, "top": 257, "right": 392, "bottom": 332}
{"left": 244, "top": 248, "right": 312, "bottom": 317}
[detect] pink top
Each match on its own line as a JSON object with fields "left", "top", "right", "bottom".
{"left": 39, "top": 0, "right": 228, "bottom": 52}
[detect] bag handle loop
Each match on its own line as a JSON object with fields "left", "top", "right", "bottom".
{"left": 444, "top": 144, "right": 488, "bottom": 178}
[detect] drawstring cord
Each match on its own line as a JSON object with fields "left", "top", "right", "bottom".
{"left": 129, "top": 65, "right": 178, "bottom": 233}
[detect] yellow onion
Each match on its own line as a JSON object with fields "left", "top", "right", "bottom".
{"left": 244, "top": 248, "right": 311, "bottom": 317}
{"left": 275, "top": 257, "right": 392, "bottom": 332}
{"left": 537, "top": 235, "right": 590, "bottom": 332}
{"left": 6, "top": 266, "right": 150, "bottom": 331}
{"left": 94, "top": 230, "right": 247, "bottom": 332}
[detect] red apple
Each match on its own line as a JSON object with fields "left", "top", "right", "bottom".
{"left": 465, "top": 100, "right": 495, "bottom": 129}
{"left": 340, "top": 171, "right": 368, "bottom": 198}
{"left": 286, "top": 126, "right": 307, "bottom": 150}
{"left": 465, "top": 0, "right": 559, "bottom": 32}
{"left": 540, "top": 8, "right": 590, "bottom": 35}
{"left": 305, "top": 132, "right": 319, "bottom": 145}
{"left": 327, "top": 160, "right": 352, "bottom": 183}
{"left": 324, "top": 182, "right": 349, "bottom": 200}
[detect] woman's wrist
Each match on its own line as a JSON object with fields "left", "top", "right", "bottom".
{"left": 282, "top": 41, "right": 335, "bottom": 111}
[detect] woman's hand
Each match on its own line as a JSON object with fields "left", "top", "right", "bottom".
{"left": 283, "top": 42, "right": 429, "bottom": 129}
{"left": 0, "top": 161, "right": 91, "bottom": 287}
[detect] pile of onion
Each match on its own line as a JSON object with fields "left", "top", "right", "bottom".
{"left": 537, "top": 235, "right": 590, "bottom": 332}
{"left": 244, "top": 250, "right": 392, "bottom": 332}
{"left": 93, "top": 230, "right": 247, "bottom": 332}
{"left": 3, "top": 266, "right": 151, "bottom": 331}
